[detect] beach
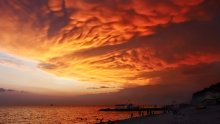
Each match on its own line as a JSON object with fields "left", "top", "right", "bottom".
{"left": 117, "top": 105, "right": 220, "bottom": 124}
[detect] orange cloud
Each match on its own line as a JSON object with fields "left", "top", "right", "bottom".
{"left": 0, "top": 0, "right": 220, "bottom": 89}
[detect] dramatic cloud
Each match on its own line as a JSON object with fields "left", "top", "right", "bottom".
{"left": 0, "top": 0, "right": 220, "bottom": 90}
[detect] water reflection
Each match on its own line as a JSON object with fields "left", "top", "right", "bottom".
{"left": 0, "top": 106, "right": 140, "bottom": 124}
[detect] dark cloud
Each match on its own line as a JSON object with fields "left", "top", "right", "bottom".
{"left": 38, "top": 63, "right": 57, "bottom": 70}
{"left": 87, "top": 86, "right": 115, "bottom": 89}
{"left": 143, "top": 16, "right": 220, "bottom": 64}
{"left": 0, "top": 88, "right": 6, "bottom": 92}
{"left": 0, "top": 88, "right": 16, "bottom": 93}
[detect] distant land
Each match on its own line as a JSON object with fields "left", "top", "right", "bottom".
{"left": 192, "top": 82, "right": 220, "bottom": 105}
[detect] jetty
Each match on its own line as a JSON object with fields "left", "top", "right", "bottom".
{"left": 99, "top": 104, "right": 167, "bottom": 112}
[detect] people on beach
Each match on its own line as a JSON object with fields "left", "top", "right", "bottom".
{"left": 107, "top": 120, "right": 113, "bottom": 124}
{"left": 147, "top": 110, "right": 149, "bottom": 115}
{"left": 100, "top": 118, "right": 103, "bottom": 123}
{"left": 171, "top": 103, "right": 179, "bottom": 115}
{"left": 138, "top": 111, "right": 141, "bottom": 117}
{"left": 96, "top": 118, "right": 104, "bottom": 124}
{"left": 96, "top": 118, "right": 99, "bottom": 123}
{"left": 149, "top": 110, "right": 152, "bottom": 115}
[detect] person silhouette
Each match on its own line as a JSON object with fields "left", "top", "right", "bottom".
{"left": 100, "top": 118, "right": 103, "bottom": 123}
{"left": 138, "top": 111, "right": 141, "bottom": 117}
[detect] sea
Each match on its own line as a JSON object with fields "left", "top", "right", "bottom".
{"left": 0, "top": 106, "right": 139, "bottom": 124}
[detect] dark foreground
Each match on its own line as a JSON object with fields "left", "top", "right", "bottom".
{"left": 116, "top": 105, "right": 220, "bottom": 124}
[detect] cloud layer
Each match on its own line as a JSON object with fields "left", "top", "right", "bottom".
{"left": 0, "top": 0, "right": 220, "bottom": 90}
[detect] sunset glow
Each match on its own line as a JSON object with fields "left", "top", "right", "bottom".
{"left": 0, "top": 0, "right": 220, "bottom": 105}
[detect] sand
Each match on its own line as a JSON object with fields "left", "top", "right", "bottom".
{"left": 117, "top": 105, "right": 220, "bottom": 124}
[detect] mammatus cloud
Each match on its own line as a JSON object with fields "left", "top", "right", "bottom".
{"left": 0, "top": 0, "right": 220, "bottom": 89}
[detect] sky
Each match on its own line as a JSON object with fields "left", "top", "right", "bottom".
{"left": 0, "top": 0, "right": 220, "bottom": 105}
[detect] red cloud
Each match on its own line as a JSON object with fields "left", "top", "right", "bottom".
{"left": 0, "top": 0, "right": 219, "bottom": 88}
{"left": 172, "top": 0, "right": 204, "bottom": 6}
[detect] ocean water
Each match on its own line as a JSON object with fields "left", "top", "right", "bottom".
{"left": 0, "top": 106, "right": 138, "bottom": 124}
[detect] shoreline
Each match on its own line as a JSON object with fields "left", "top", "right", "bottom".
{"left": 106, "top": 105, "right": 220, "bottom": 124}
